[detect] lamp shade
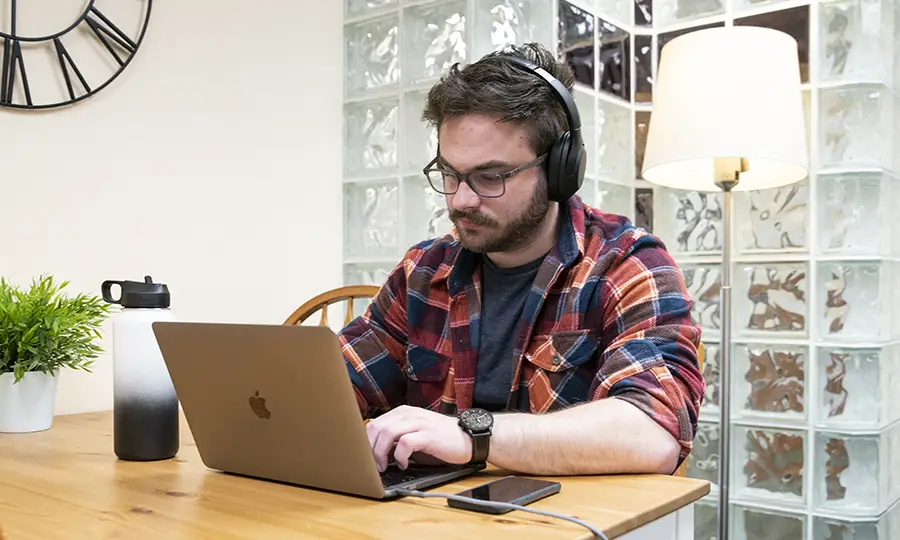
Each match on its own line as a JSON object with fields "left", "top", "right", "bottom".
{"left": 641, "top": 26, "right": 809, "bottom": 192}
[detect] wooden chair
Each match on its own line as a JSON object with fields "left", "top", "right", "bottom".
{"left": 283, "top": 285, "right": 381, "bottom": 327}
{"left": 674, "top": 342, "right": 705, "bottom": 477}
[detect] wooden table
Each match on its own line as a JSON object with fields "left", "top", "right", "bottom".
{"left": 0, "top": 411, "right": 709, "bottom": 539}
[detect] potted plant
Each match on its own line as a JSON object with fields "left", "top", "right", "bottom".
{"left": 0, "top": 275, "right": 110, "bottom": 433}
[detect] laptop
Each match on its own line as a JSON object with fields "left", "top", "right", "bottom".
{"left": 150, "top": 321, "right": 484, "bottom": 499}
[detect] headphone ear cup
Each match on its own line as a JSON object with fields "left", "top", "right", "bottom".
{"left": 546, "top": 132, "right": 570, "bottom": 202}
{"left": 566, "top": 142, "right": 587, "bottom": 200}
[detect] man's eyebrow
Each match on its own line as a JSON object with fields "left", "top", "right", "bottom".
{"left": 438, "top": 157, "right": 513, "bottom": 172}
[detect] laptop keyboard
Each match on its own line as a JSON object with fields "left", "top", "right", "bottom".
{"left": 380, "top": 464, "right": 468, "bottom": 489}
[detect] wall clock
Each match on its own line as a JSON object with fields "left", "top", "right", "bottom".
{"left": 0, "top": 0, "right": 152, "bottom": 110}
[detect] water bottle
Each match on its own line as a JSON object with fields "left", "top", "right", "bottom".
{"left": 101, "top": 275, "right": 179, "bottom": 461}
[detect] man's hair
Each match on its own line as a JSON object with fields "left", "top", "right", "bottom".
{"left": 421, "top": 42, "right": 576, "bottom": 158}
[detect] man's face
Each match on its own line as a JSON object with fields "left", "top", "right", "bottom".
{"left": 436, "top": 114, "right": 550, "bottom": 254}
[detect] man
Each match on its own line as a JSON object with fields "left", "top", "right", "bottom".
{"left": 338, "top": 43, "right": 704, "bottom": 477}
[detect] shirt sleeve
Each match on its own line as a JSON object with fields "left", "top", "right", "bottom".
{"left": 337, "top": 261, "right": 410, "bottom": 418}
{"left": 594, "top": 232, "right": 705, "bottom": 470}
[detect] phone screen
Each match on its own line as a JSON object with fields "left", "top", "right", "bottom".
{"left": 457, "top": 476, "right": 558, "bottom": 503}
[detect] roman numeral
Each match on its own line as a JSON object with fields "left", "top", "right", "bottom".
{"left": 1, "top": 38, "right": 32, "bottom": 106}
{"left": 54, "top": 38, "right": 91, "bottom": 101}
{"left": 85, "top": 6, "right": 138, "bottom": 67}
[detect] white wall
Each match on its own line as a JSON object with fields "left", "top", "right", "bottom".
{"left": 0, "top": 0, "right": 344, "bottom": 414}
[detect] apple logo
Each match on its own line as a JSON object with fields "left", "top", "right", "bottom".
{"left": 248, "top": 390, "right": 271, "bottom": 419}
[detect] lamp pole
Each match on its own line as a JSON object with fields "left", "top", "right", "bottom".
{"left": 713, "top": 157, "right": 746, "bottom": 540}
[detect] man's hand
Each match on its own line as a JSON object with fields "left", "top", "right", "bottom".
{"left": 365, "top": 405, "right": 472, "bottom": 471}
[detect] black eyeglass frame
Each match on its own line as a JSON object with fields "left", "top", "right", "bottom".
{"left": 422, "top": 154, "right": 548, "bottom": 199}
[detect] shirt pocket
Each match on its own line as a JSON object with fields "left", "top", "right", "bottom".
{"left": 522, "top": 329, "right": 598, "bottom": 411}
{"left": 403, "top": 345, "right": 451, "bottom": 411}
{"left": 524, "top": 329, "right": 598, "bottom": 372}
{"left": 404, "top": 344, "right": 451, "bottom": 382}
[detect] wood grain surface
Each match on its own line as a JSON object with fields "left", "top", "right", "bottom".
{"left": 0, "top": 411, "right": 709, "bottom": 539}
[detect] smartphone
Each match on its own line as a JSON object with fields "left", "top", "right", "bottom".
{"left": 447, "top": 475, "right": 561, "bottom": 514}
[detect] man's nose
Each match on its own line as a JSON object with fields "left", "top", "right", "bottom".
{"left": 450, "top": 179, "right": 480, "bottom": 211}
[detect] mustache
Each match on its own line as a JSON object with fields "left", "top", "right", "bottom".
{"left": 449, "top": 210, "right": 498, "bottom": 226}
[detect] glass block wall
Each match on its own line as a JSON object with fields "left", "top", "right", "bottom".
{"left": 342, "top": 1, "right": 900, "bottom": 538}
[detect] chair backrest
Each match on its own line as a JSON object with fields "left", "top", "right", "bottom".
{"left": 674, "top": 342, "right": 705, "bottom": 477}
{"left": 283, "top": 285, "right": 381, "bottom": 327}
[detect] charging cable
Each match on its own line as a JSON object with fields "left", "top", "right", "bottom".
{"left": 395, "top": 488, "right": 609, "bottom": 539}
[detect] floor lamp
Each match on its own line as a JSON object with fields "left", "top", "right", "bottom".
{"left": 640, "top": 27, "right": 809, "bottom": 540}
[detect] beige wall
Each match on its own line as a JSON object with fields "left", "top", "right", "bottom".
{"left": 0, "top": 0, "right": 344, "bottom": 414}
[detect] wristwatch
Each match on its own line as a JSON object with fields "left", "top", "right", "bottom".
{"left": 458, "top": 408, "right": 493, "bottom": 464}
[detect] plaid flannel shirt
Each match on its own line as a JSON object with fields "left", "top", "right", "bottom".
{"left": 338, "top": 195, "right": 705, "bottom": 466}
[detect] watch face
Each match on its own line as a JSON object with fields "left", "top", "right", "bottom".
{"left": 461, "top": 408, "right": 493, "bottom": 432}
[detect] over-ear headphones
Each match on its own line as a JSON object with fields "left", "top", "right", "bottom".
{"left": 501, "top": 55, "right": 587, "bottom": 203}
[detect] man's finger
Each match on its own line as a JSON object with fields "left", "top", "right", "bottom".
{"left": 393, "top": 431, "right": 431, "bottom": 470}
{"left": 371, "top": 420, "right": 419, "bottom": 472}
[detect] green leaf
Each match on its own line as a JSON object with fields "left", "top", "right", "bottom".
{"left": 0, "top": 274, "right": 111, "bottom": 383}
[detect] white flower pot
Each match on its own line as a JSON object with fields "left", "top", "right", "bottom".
{"left": 0, "top": 371, "right": 59, "bottom": 433}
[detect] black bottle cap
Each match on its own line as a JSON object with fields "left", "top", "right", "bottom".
{"left": 101, "top": 275, "right": 171, "bottom": 309}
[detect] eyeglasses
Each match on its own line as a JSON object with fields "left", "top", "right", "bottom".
{"left": 423, "top": 154, "right": 548, "bottom": 198}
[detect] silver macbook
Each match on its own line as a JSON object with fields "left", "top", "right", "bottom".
{"left": 151, "top": 321, "right": 484, "bottom": 499}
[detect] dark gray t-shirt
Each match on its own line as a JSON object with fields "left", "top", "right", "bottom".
{"left": 473, "top": 254, "right": 545, "bottom": 411}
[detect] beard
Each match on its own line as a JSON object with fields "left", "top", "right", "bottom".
{"left": 449, "top": 178, "right": 551, "bottom": 254}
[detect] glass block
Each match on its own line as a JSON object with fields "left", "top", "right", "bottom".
{"left": 700, "top": 341, "right": 720, "bottom": 410}
{"left": 596, "top": 99, "right": 632, "bottom": 182}
{"left": 734, "top": 263, "right": 808, "bottom": 337}
{"left": 817, "top": 172, "right": 893, "bottom": 257}
{"left": 402, "top": 1, "right": 467, "bottom": 84}
{"left": 344, "top": 180, "right": 400, "bottom": 257}
{"left": 695, "top": 499, "right": 718, "bottom": 540}
{"left": 817, "top": 261, "right": 893, "bottom": 342}
{"left": 732, "top": 504, "right": 806, "bottom": 539}
{"left": 820, "top": 0, "right": 895, "bottom": 85}
{"left": 813, "top": 515, "right": 885, "bottom": 540}
{"left": 635, "top": 111, "right": 651, "bottom": 179}
{"left": 345, "top": 0, "right": 397, "bottom": 17}
{"left": 814, "top": 431, "right": 887, "bottom": 515}
{"left": 596, "top": 0, "right": 632, "bottom": 25}
{"left": 734, "top": 426, "right": 806, "bottom": 506}
{"left": 471, "top": 0, "right": 555, "bottom": 61}
{"left": 817, "top": 345, "right": 900, "bottom": 430}
{"left": 597, "top": 18, "right": 630, "bottom": 101}
{"left": 654, "top": 0, "right": 724, "bottom": 29}
{"left": 634, "top": 35, "right": 652, "bottom": 104}
{"left": 680, "top": 264, "right": 721, "bottom": 333}
{"left": 654, "top": 188, "right": 723, "bottom": 254}
{"left": 634, "top": 187, "right": 653, "bottom": 232}
{"left": 573, "top": 88, "right": 597, "bottom": 178}
{"left": 402, "top": 175, "right": 452, "bottom": 246}
{"left": 344, "top": 262, "right": 394, "bottom": 287}
{"left": 735, "top": 180, "right": 809, "bottom": 252}
{"left": 634, "top": 0, "right": 652, "bottom": 27}
{"left": 345, "top": 15, "right": 400, "bottom": 97}
{"left": 687, "top": 421, "right": 719, "bottom": 486}
{"left": 734, "top": 6, "right": 810, "bottom": 83}
{"left": 344, "top": 98, "right": 399, "bottom": 176}
{"left": 733, "top": 344, "right": 807, "bottom": 422}
{"left": 558, "top": 1, "right": 595, "bottom": 88}
{"left": 595, "top": 180, "right": 632, "bottom": 217}
{"left": 401, "top": 90, "right": 437, "bottom": 171}
{"left": 819, "top": 84, "right": 893, "bottom": 170}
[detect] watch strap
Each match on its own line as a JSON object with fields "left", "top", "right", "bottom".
{"left": 468, "top": 430, "right": 490, "bottom": 464}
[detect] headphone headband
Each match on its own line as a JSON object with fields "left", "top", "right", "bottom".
{"left": 498, "top": 54, "right": 587, "bottom": 202}
{"left": 501, "top": 56, "right": 582, "bottom": 136}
